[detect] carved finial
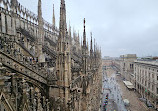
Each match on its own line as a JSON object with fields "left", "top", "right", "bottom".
{"left": 11, "top": 0, "right": 17, "bottom": 8}
{"left": 38, "top": 0, "right": 44, "bottom": 44}
{"left": 69, "top": 21, "right": 71, "bottom": 37}
{"left": 59, "top": 0, "right": 67, "bottom": 32}
{"left": 87, "top": 38, "right": 89, "bottom": 50}
{"left": 83, "top": 18, "right": 86, "bottom": 47}
{"left": 38, "top": 0, "right": 42, "bottom": 15}
{"left": 94, "top": 38, "right": 96, "bottom": 52}
{"left": 73, "top": 27, "right": 75, "bottom": 39}
{"left": 90, "top": 32, "right": 93, "bottom": 52}
{"left": 78, "top": 31, "right": 80, "bottom": 42}
{"left": 53, "top": 4, "right": 56, "bottom": 27}
{"left": 81, "top": 36, "right": 82, "bottom": 47}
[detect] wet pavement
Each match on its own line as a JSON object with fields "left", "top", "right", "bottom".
{"left": 102, "top": 70, "right": 127, "bottom": 111}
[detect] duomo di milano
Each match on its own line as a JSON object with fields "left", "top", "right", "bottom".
{"left": 0, "top": 0, "right": 102, "bottom": 111}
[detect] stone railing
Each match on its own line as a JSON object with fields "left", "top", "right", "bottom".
{"left": 0, "top": 6, "right": 59, "bottom": 42}
{"left": 0, "top": 32, "right": 48, "bottom": 84}
{"left": 0, "top": 0, "right": 59, "bottom": 33}
{"left": 43, "top": 45, "right": 57, "bottom": 58}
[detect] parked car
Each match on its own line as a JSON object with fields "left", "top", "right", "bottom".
{"left": 146, "top": 100, "right": 153, "bottom": 108}
{"left": 123, "top": 99, "right": 130, "bottom": 106}
{"left": 139, "top": 98, "right": 146, "bottom": 102}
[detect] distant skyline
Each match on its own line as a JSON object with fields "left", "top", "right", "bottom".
{"left": 18, "top": 0, "right": 158, "bottom": 57}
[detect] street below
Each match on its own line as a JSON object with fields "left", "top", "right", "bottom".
{"left": 102, "top": 67, "right": 127, "bottom": 111}
{"left": 101, "top": 66, "right": 153, "bottom": 111}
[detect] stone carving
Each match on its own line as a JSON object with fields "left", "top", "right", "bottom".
{"left": 0, "top": 0, "right": 102, "bottom": 110}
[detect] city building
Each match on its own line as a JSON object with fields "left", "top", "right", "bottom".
{"left": 0, "top": 0, "right": 102, "bottom": 110}
{"left": 134, "top": 59, "right": 158, "bottom": 109}
{"left": 119, "top": 54, "right": 137, "bottom": 84}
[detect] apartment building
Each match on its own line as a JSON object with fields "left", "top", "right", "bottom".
{"left": 134, "top": 60, "right": 158, "bottom": 109}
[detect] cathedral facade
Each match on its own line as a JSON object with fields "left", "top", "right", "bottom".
{"left": 0, "top": 0, "right": 102, "bottom": 110}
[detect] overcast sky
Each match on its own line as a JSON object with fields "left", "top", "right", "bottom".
{"left": 18, "top": 0, "right": 158, "bottom": 57}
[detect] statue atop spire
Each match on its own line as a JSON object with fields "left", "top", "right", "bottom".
{"left": 73, "top": 27, "right": 76, "bottom": 40}
{"left": 11, "top": 0, "right": 17, "bottom": 9}
{"left": 90, "top": 32, "right": 94, "bottom": 69}
{"left": 37, "top": 0, "right": 45, "bottom": 63}
{"left": 87, "top": 38, "right": 89, "bottom": 50}
{"left": 81, "top": 36, "right": 82, "bottom": 47}
{"left": 38, "top": 0, "right": 44, "bottom": 44}
{"left": 90, "top": 32, "right": 93, "bottom": 55}
{"left": 59, "top": 0, "right": 67, "bottom": 35}
{"left": 57, "top": 0, "right": 68, "bottom": 51}
{"left": 52, "top": 4, "right": 56, "bottom": 27}
{"left": 38, "top": 0, "right": 42, "bottom": 22}
{"left": 94, "top": 38, "right": 96, "bottom": 53}
{"left": 69, "top": 22, "right": 71, "bottom": 37}
{"left": 83, "top": 18, "right": 86, "bottom": 48}
{"left": 69, "top": 22, "right": 72, "bottom": 44}
{"left": 77, "top": 31, "right": 80, "bottom": 43}
{"left": 82, "top": 18, "right": 88, "bottom": 75}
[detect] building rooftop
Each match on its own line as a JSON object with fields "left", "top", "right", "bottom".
{"left": 134, "top": 59, "right": 158, "bottom": 66}
{"left": 120, "top": 54, "right": 137, "bottom": 58}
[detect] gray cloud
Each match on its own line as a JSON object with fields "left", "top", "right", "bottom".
{"left": 18, "top": 0, "right": 158, "bottom": 57}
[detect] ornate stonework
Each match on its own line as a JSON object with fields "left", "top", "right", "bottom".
{"left": 0, "top": 0, "right": 102, "bottom": 110}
